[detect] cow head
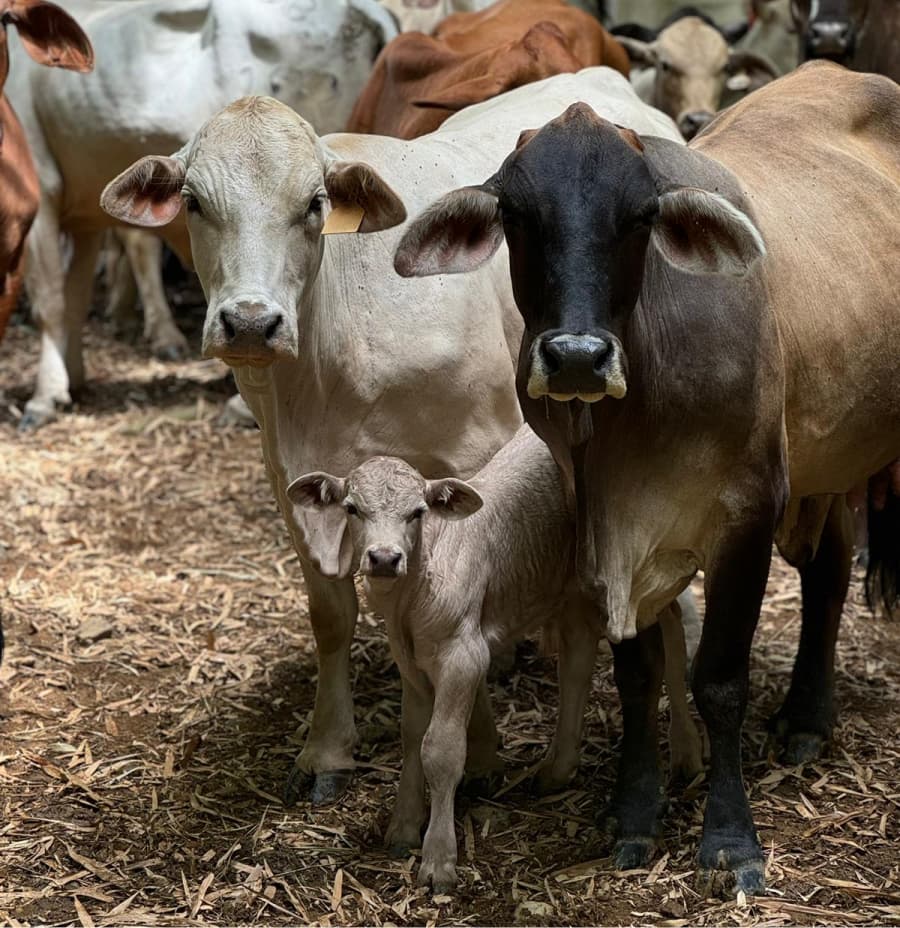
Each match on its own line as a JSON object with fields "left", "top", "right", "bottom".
{"left": 394, "top": 103, "right": 765, "bottom": 404}
{"left": 618, "top": 16, "right": 777, "bottom": 139}
{"left": 286, "top": 457, "right": 482, "bottom": 581}
{"left": 0, "top": 0, "right": 93, "bottom": 89}
{"left": 790, "top": 0, "right": 867, "bottom": 63}
{"left": 100, "top": 96, "right": 406, "bottom": 368}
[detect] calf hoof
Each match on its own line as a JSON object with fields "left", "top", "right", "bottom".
{"left": 460, "top": 768, "right": 504, "bottom": 798}
{"left": 696, "top": 836, "right": 765, "bottom": 898}
{"left": 385, "top": 819, "right": 423, "bottom": 858}
{"left": 768, "top": 713, "right": 829, "bottom": 765}
{"left": 216, "top": 395, "right": 257, "bottom": 429}
{"left": 532, "top": 762, "right": 576, "bottom": 796}
{"left": 151, "top": 335, "right": 189, "bottom": 361}
{"left": 613, "top": 836, "right": 656, "bottom": 870}
{"left": 417, "top": 858, "right": 457, "bottom": 895}
{"left": 19, "top": 401, "right": 61, "bottom": 432}
{"left": 282, "top": 766, "right": 353, "bottom": 807}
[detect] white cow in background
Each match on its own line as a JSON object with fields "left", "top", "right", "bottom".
{"left": 9, "top": 0, "right": 396, "bottom": 429}
{"left": 101, "top": 68, "right": 684, "bottom": 806}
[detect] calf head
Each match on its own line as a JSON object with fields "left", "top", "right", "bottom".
{"left": 0, "top": 0, "right": 93, "bottom": 90}
{"left": 791, "top": 0, "right": 866, "bottom": 62}
{"left": 100, "top": 96, "right": 406, "bottom": 368}
{"left": 395, "top": 103, "right": 765, "bottom": 404}
{"left": 618, "top": 16, "right": 777, "bottom": 138}
{"left": 287, "top": 457, "right": 482, "bottom": 581}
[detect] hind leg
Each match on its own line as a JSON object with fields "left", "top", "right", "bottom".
{"left": 772, "top": 496, "right": 852, "bottom": 764}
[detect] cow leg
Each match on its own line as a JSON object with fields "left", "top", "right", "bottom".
{"left": 608, "top": 622, "right": 665, "bottom": 869}
{"left": 106, "top": 232, "right": 141, "bottom": 339}
{"left": 693, "top": 518, "right": 774, "bottom": 897}
{"left": 535, "top": 615, "right": 598, "bottom": 793}
{"left": 771, "top": 496, "right": 852, "bottom": 764}
{"left": 62, "top": 231, "right": 103, "bottom": 395}
{"left": 418, "top": 637, "right": 488, "bottom": 894}
{"left": 121, "top": 230, "right": 189, "bottom": 360}
{"left": 385, "top": 673, "right": 433, "bottom": 856}
{"left": 660, "top": 604, "right": 704, "bottom": 784}
{"left": 462, "top": 678, "right": 504, "bottom": 795}
{"left": 283, "top": 568, "right": 358, "bottom": 806}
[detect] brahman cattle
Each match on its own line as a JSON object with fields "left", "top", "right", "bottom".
{"left": 100, "top": 68, "right": 683, "bottom": 806}
{"left": 348, "top": 0, "right": 629, "bottom": 139}
{"left": 791, "top": 0, "right": 900, "bottom": 81}
{"left": 395, "top": 61, "right": 900, "bottom": 895}
{"left": 8, "top": 0, "right": 397, "bottom": 430}
{"left": 615, "top": 12, "right": 778, "bottom": 138}
{"left": 0, "top": 0, "right": 92, "bottom": 344}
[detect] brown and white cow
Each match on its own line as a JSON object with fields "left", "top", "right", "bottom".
{"left": 395, "top": 61, "right": 900, "bottom": 895}
{"left": 348, "top": 0, "right": 629, "bottom": 139}
{"left": 791, "top": 0, "right": 900, "bottom": 81}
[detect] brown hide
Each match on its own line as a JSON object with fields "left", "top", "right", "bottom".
{"left": 347, "top": 0, "right": 629, "bottom": 139}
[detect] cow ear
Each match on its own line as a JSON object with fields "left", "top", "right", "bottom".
{"left": 652, "top": 187, "right": 765, "bottom": 277}
{"left": 725, "top": 49, "right": 779, "bottom": 91}
{"left": 425, "top": 478, "right": 483, "bottom": 521}
{"left": 324, "top": 161, "right": 407, "bottom": 233}
{"left": 614, "top": 36, "right": 658, "bottom": 68}
{"left": 286, "top": 472, "right": 347, "bottom": 509}
{"left": 394, "top": 185, "right": 503, "bottom": 277}
{"left": 4, "top": 0, "right": 94, "bottom": 72}
{"left": 101, "top": 156, "right": 186, "bottom": 227}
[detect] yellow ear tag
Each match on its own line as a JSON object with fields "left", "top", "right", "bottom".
{"left": 322, "top": 203, "right": 364, "bottom": 235}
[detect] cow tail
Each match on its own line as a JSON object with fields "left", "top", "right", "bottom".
{"left": 865, "top": 488, "right": 900, "bottom": 618}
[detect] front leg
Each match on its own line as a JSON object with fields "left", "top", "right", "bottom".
{"left": 462, "top": 678, "right": 504, "bottom": 796}
{"left": 284, "top": 567, "right": 359, "bottom": 806}
{"left": 694, "top": 516, "right": 775, "bottom": 897}
{"left": 419, "top": 636, "right": 489, "bottom": 894}
{"left": 608, "top": 622, "right": 666, "bottom": 869}
{"left": 660, "top": 604, "right": 704, "bottom": 784}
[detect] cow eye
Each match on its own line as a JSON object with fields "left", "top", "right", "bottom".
{"left": 345, "top": 502, "right": 359, "bottom": 516}
{"left": 183, "top": 192, "right": 202, "bottom": 216}
{"left": 407, "top": 507, "right": 425, "bottom": 522}
{"left": 307, "top": 194, "right": 325, "bottom": 218}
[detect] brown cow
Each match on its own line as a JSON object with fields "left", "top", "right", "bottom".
{"left": 0, "top": 0, "right": 93, "bottom": 343}
{"left": 347, "top": 0, "right": 629, "bottom": 139}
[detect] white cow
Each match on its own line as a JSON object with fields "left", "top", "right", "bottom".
{"left": 100, "top": 68, "right": 683, "bottom": 804}
{"left": 9, "top": 0, "right": 397, "bottom": 430}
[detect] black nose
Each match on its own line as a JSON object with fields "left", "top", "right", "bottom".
{"left": 807, "top": 20, "right": 853, "bottom": 57}
{"left": 540, "top": 334, "right": 612, "bottom": 393}
{"left": 367, "top": 548, "right": 402, "bottom": 577}
{"left": 219, "top": 301, "right": 284, "bottom": 348}
{"left": 678, "top": 111, "right": 713, "bottom": 140}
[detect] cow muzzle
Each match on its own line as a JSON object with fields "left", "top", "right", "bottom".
{"left": 363, "top": 545, "right": 406, "bottom": 579}
{"left": 677, "top": 110, "right": 714, "bottom": 141}
{"left": 203, "top": 299, "right": 298, "bottom": 366}
{"left": 527, "top": 333, "right": 627, "bottom": 402}
{"left": 805, "top": 20, "right": 855, "bottom": 60}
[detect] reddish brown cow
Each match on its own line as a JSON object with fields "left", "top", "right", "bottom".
{"left": 347, "top": 0, "right": 629, "bottom": 139}
{"left": 0, "top": 0, "right": 93, "bottom": 343}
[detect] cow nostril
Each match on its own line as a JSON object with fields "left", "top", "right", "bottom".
{"left": 220, "top": 310, "right": 236, "bottom": 340}
{"left": 592, "top": 341, "right": 612, "bottom": 373}
{"left": 540, "top": 339, "right": 562, "bottom": 375}
{"left": 265, "top": 314, "right": 282, "bottom": 341}
{"left": 389, "top": 552, "right": 401, "bottom": 568}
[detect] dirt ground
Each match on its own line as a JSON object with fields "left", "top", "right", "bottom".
{"left": 1, "top": 301, "right": 899, "bottom": 927}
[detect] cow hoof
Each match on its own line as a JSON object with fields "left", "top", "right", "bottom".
{"left": 153, "top": 341, "right": 188, "bottom": 362}
{"left": 216, "top": 395, "right": 257, "bottom": 429}
{"left": 460, "top": 768, "right": 503, "bottom": 798}
{"left": 613, "top": 837, "right": 656, "bottom": 870}
{"left": 696, "top": 859, "right": 766, "bottom": 898}
{"left": 18, "top": 403, "right": 58, "bottom": 432}
{"left": 417, "top": 859, "right": 457, "bottom": 895}
{"left": 783, "top": 731, "right": 827, "bottom": 765}
{"left": 282, "top": 767, "right": 353, "bottom": 807}
{"left": 385, "top": 818, "right": 423, "bottom": 858}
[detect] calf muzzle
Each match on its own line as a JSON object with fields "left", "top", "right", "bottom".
{"left": 365, "top": 546, "right": 405, "bottom": 579}
{"left": 805, "top": 20, "right": 855, "bottom": 60}
{"left": 204, "top": 300, "right": 297, "bottom": 366}
{"left": 677, "top": 111, "right": 714, "bottom": 141}
{"left": 528, "top": 332, "right": 627, "bottom": 402}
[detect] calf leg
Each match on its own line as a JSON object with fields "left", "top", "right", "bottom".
{"left": 536, "top": 615, "right": 598, "bottom": 793}
{"left": 386, "top": 674, "right": 433, "bottom": 855}
{"left": 121, "top": 230, "right": 189, "bottom": 360}
{"left": 771, "top": 496, "right": 852, "bottom": 764}
{"left": 106, "top": 232, "right": 141, "bottom": 339}
{"left": 608, "top": 622, "right": 665, "bottom": 869}
{"left": 693, "top": 517, "right": 774, "bottom": 897}
{"left": 463, "top": 678, "right": 504, "bottom": 794}
{"left": 62, "top": 231, "right": 103, "bottom": 395}
{"left": 284, "top": 568, "right": 359, "bottom": 806}
{"left": 660, "top": 605, "right": 704, "bottom": 784}
{"left": 419, "top": 637, "right": 489, "bottom": 894}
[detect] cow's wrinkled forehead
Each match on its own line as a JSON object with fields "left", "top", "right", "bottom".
{"left": 347, "top": 458, "right": 426, "bottom": 514}
{"left": 657, "top": 17, "right": 728, "bottom": 71}
{"left": 184, "top": 96, "right": 324, "bottom": 198}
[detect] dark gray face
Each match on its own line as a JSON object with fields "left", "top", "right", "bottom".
{"left": 791, "top": 0, "right": 869, "bottom": 61}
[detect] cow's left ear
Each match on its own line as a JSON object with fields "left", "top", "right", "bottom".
{"left": 424, "top": 478, "right": 483, "bottom": 521}
{"left": 725, "top": 49, "right": 779, "bottom": 92}
{"left": 3, "top": 0, "right": 94, "bottom": 72}
{"left": 652, "top": 187, "right": 765, "bottom": 277}
{"left": 394, "top": 184, "right": 503, "bottom": 277}
{"left": 100, "top": 156, "right": 186, "bottom": 227}
{"left": 324, "top": 161, "right": 407, "bottom": 233}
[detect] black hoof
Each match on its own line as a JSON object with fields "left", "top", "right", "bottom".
{"left": 613, "top": 837, "right": 656, "bottom": 870}
{"left": 282, "top": 766, "right": 313, "bottom": 807}
{"left": 783, "top": 731, "right": 827, "bottom": 765}
{"left": 154, "top": 344, "right": 187, "bottom": 362}
{"left": 696, "top": 858, "right": 765, "bottom": 898}
{"left": 387, "top": 842, "right": 415, "bottom": 859}
{"left": 282, "top": 767, "right": 353, "bottom": 807}
{"left": 460, "top": 769, "right": 503, "bottom": 798}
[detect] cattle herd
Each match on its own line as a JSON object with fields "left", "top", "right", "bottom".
{"left": 1, "top": 0, "right": 898, "bottom": 908}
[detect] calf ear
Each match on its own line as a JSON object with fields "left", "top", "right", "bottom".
{"left": 286, "top": 472, "right": 347, "bottom": 509}
{"left": 4, "top": 0, "right": 94, "bottom": 72}
{"left": 725, "top": 49, "right": 779, "bottom": 91}
{"left": 101, "top": 156, "right": 185, "bottom": 227}
{"left": 425, "top": 478, "right": 483, "bottom": 520}
{"left": 614, "top": 36, "right": 658, "bottom": 68}
{"left": 652, "top": 187, "right": 765, "bottom": 277}
{"left": 394, "top": 185, "right": 503, "bottom": 278}
{"left": 324, "top": 161, "right": 407, "bottom": 233}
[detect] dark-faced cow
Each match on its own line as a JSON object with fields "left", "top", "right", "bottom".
{"left": 395, "top": 61, "right": 900, "bottom": 895}
{"left": 100, "top": 69, "right": 683, "bottom": 806}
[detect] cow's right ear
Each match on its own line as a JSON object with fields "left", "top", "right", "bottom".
{"left": 100, "top": 156, "right": 186, "bottom": 227}
{"left": 394, "top": 185, "right": 503, "bottom": 278}
{"left": 286, "top": 472, "right": 347, "bottom": 510}
{"left": 615, "top": 36, "right": 658, "bottom": 69}
{"left": 3, "top": 0, "right": 94, "bottom": 72}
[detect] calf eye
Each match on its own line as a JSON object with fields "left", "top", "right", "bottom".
{"left": 407, "top": 508, "right": 425, "bottom": 522}
{"left": 307, "top": 195, "right": 325, "bottom": 217}
{"left": 345, "top": 502, "right": 359, "bottom": 516}
{"left": 183, "top": 192, "right": 202, "bottom": 216}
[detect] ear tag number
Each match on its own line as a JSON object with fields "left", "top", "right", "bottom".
{"left": 322, "top": 203, "right": 365, "bottom": 235}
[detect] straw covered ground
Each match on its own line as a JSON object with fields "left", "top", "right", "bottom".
{"left": 1, "top": 298, "right": 899, "bottom": 927}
